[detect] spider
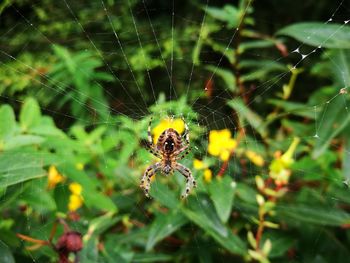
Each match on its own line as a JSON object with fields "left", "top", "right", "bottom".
{"left": 140, "top": 117, "right": 196, "bottom": 199}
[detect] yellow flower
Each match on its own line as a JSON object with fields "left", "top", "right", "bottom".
{"left": 69, "top": 182, "right": 82, "bottom": 195}
{"left": 204, "top": 168, "right": 212, "bottom": 183}
{"left": 68, "top": 182, "right": 84, "bottom": 212}
{"left": 75, "top": 163, "right": 84, "bottom": 171}
{"left": 152, "top": 118, "right": 185, "bottom": 144}
{"left": 208, "top": 129, "right": 237, "bottom": 161}
{"left": 193, "top": 159, "right": 206, "bottom": 170}
{"left": 245, "top": 150, "right": 265, "bottom": 167}
{"left": 269, "top": 137, "right": 300, "bottom": 186}
{"left": 280, "top": 137, "right": 300, "bottom": 165}
{"left": 47, "top": 165, "right": 65, "bottom": 189}
{"left": 68, "top": 194, "right": 83, "bottom": 212}
{"left": 220, "top": 150, "right": 230, "bottom": 161}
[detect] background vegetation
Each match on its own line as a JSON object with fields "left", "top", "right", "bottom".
{"left": 1, "top": 0, "right": 350, "bottom": 262}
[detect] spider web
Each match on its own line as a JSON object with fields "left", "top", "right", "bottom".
{"left": 0, "top": 0, "right": 350, "bottom": 262}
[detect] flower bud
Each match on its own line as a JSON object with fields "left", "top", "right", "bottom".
{"left": 56, "top": 231, "right": 83, "bottom": 253}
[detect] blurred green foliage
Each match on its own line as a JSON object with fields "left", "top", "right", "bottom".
{"left": 1, "top": 0, "right": 350, "bottom": 262}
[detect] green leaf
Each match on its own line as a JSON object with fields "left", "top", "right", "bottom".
{"left": 60, "top": 165, "right": 117, "bottom": 212}
{"left": 116, "top": 131, "right": 138, "bottom": 165}
{"left": 205, "top": 5, "right": 239, "bottom": 28}
{"left": 206, "top": 66, "right": 236, "bottom": 91}
{"left": 344, "top": 139, "right": 350, "bottom": 182}
{"left": 182, "top": 195, "right": 246, "bottom": 255}
{"left": 52, "top": 45, "right": 75, "bottom": 73}
{"left": 328, "top": 50, "right": 350, "bottom": 86}
{"left": 277, "top": 22, "right": 350, "bottom": 49}
{"left": 281, "top": 119, "right": 312, "bottom": 137}
{"left": 0, "top": 241, "right": 15, "bottom": 263}
{"left": 150, "top": 181, "right": 178, "bottom": 209}
{"left": 292, "top": 156, "right": 322, "bottom": 181}
{"left": 80, "top": 237, "right": 99, "bottom": 263}
{"left": 19, "top": 97, "right": 41, "bottom": 131}
{"left": 0, "top": 150, "right": 46, "bottom": 187}
{"left": 208, "top": 176, "right": 236, "bottom": 223}
{"left": 133, "top": 253, "right": 174, "bottom": 262}
{"left": 228, "top": 98, "right": 268, "bottom": 138}
{"left": 0, "top": 183, "right": 30, "bottom": 210}
{"left": 146, "top": 210, "right": 188, "bottom": 251}
{"left": 239, "top": 40, "right": 276, "bottom": 52}
{"left": 3, "top": 135, "right": 45, "bottom": 150}
{"left": 21, "top": 181, "right": 56, "bottom": 212}
{"left": 206, "top": 39, "right": 235, "bottom": 64}
{"left": 264, "top": 233, "right": 295, "bottom": 258}
{"left": 235, "top": 182, "right": 258, "bottom": 204}
{"left": 30, "top": 117, "right": 65, "bottom": 137}
{"left": 276, "top": 204, "right": 350, "bottom": 226}
{"left": 83, "top": 187, "right": 117, "bottom": 212}
{"left": 240, "top": 60, "right": 286, "bottom": 82}
{"left": 312, "top": 95, "right": 350, "bottom": 158}
{"left": 328, "top": 185, "right": 350, "bottom": 205}
{"left": 0, "top": 105, "right": 16, "bottom": 139}
{"left": 102, "top": 244, "right": 134, "bottom": 263}
{"left": 268, "top": 99, "right": 316, "bottom": 119}
{"left": 87, "top": 212, "right": 120, "bottom": 238}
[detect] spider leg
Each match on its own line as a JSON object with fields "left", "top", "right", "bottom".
{"left": 176, "top": 146, "right": 192, "bottom": 160}
{"left": 181, "top": 117, "right": 190, "bottom": 145}
{"left": 145, "top": 116, "right": 162, "bottom": 158}
{"left": 175, "top": 163, "right": 196, "bottom": 199}
{"left": 176, "top": 118, "right": 191, "bottom": 160}
{"left": 140, "top": 162, "right": 161, "bottom": 198}
{"left": 145, "top": 143, "right": 162, "bottom": 158}
{"left": 148, "top": 116, "right": 154, "bottom": 145}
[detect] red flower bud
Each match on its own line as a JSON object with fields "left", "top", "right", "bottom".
{"left": 56, "top": 231, "right": 83, "bottom": 253}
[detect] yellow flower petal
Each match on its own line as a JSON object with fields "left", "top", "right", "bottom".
{"left": 220, "top": 129, "right": 232, "bottom": 140}
{"left": 208, "top": 143, "right": 220, "bottom": 156}
{"left": 246, "top": 150, "right": 265, "bottom": 167}
{"left": 47, "top": 165, "right": 65, "bottom": 189}
{"left": 268, "top": 137, "right": 300, "bottom": 186}
{"left": 172, "top": 119, "right": 185, "bottom": 134}
{"left": 281, "top": 137, "right": 300, "bottom": 165}
{"left": 209, "top": 130, "right": 219, "bottom": 143}
{"left": 69, "top": 182, "right": 82, "bottom": 195}
{"left": 204, "top": 168, "right": 212, "bottom": 183}
{"left": 152, "top": 118, "right": 185, "bottom": 143}
{"left": 193, "top": 159, "right": 205, "bottom": 170}
{"left": 68, "top": 194, "right": 83, "bottom": 212}
{"left": 220, "top": 150, "right": 230, "bottom": 161}
{"left": 226, "top": 139, "right": 237, "bottom": 150}
{"left": 208, "top": 129, "right": 237, "bottom": 159}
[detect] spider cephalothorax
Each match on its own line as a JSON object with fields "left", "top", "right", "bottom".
{"left": 140, "top": 118, "right": 196, "bottom": 198}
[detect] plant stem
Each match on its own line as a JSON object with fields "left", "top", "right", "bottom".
{"left": 232, "top": 0, "right": 253, "bottom": 103}
{"left": 255, "top": 212, "right": 265, "bottom": 249}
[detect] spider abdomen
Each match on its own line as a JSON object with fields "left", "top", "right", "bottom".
{"left": 156, "top": 128, "right": 182, "bottom": 154}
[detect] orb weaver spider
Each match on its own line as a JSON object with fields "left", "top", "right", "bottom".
{"left": 140, "top": 117, "right": 196, "bottom": 199}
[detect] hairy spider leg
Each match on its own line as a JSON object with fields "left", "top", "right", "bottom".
{"left": 175, "top": 145, "right": 192, "bottom": 160}
{"left": 140, "top": 162, "right": 161, "bottom": 198}
{"left": 175, "top": 118, "right": 191, "bottom": 160}
{"left": 147, "top": 116, "right": 153, "bottom": 145}
{"left": 145, "top": 116, "right": 162, "bottom": 158}
{"left": 182, "top": 117, "right": 190, "bottom": 145}
{"left": 175, "top": 163, "right": 197, "bottom": 198}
